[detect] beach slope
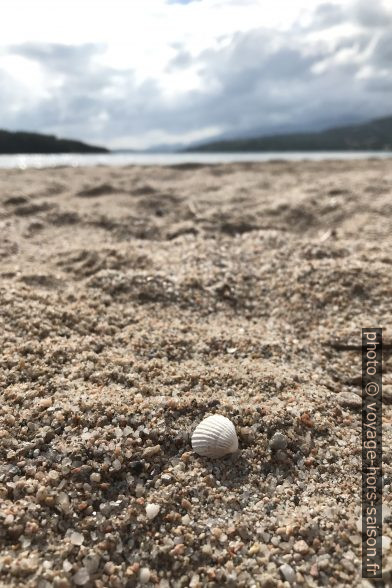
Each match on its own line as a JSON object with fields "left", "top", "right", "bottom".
{"left": 0, "top": 160, "right": 391, "bottom": 587}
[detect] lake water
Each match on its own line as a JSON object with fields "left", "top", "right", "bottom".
{"left": 0, "top": 151, "right": 392, "bottom": 169}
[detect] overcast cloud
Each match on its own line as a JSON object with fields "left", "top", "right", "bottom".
{"left": 0, "top": 0, "right": 391, "bottom": 148}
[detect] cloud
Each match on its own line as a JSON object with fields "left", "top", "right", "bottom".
{"left": 353, "top": 0, "right": 392, "bottom": 28}
{"left": 0, "top": 0, "right": 391, "bottom": 148}
{"left": 168, "top": 0, "right": 200, "bottom": 4}
{"left": 167, "top": 49, "right": 194, "bottom": 70}
{"left": 162, "top": 18, "right": 391, "bottom": 138}
{"left": 310, "top": 3, "right": 345, "bottom": 29}
{"left": 372, "top": 31, "right": 392, "bottom": 66}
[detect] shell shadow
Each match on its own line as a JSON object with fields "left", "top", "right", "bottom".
{"left": 201, "top": 451, "right": 253, "bottom": 488}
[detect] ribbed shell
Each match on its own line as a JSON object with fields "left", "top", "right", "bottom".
{"left": 191, "top": 414, "right": 238, "bottom": 458}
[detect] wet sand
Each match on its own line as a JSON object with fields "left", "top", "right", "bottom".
{"left": 0, "top": 160, "right": 391, "bottom": 587}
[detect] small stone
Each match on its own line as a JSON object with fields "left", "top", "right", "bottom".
{"left": 170, "top": 543, "right": 185, "bottom": 556}
{"left": 269, "top": 432, "right": 288, "bottom": 450}
{"left": 142, "top": 445, "right": 161, "bottom": 458}
{"left": 8, "top": 525, "right": 24, "bottom": 539}
{"left": 337, "top": 392, "right": 361, "bottom": 408}
{"left": 384, "top": 385, "right": 392, "bottom": 403}
{"left": 294, "top": 539, "right": 309, "bottom": 555}
{"left": 140, "top": 567, "right": 151, "bottom": 584}
{"left": 90, "top": 473, "right": 101, "bottom": 483}
{"left": 130, "top": 461, "right": 144, "bottom": 474}
{"left": 39, "top": 397, "right": 52, "bottom": 409}
{"left": 383, "top": 536, "right": 391, "bottom": 551}
{"left": 259, "top": 575, "right": 278, "bottom": 588}
{"left": 63, "top": 560, "right": 73, "bottom": 573}
{"left": 126, "top": 563, "right": 140, "bottom": 577}
{"left": 189, "top": 574, "right": 200, "bottom": 587}
{"left": 318, "top": 558, "right": 330, "bottom": 571}
{"left": 36, "top": 486, "right": 48, "bottom": 502}
{"left": 4, "top": 414, "right": 16, "bottom": 426}
{"left": 279, "top": 563, "right": 295, "bottom": 584}
{"left": 180, "top": 452, "right": 192, "bottom": 463}
{"left": 112, "top": 459, "right": 122, "bottom": 471}
{"left": 14, "top": 557, "right": 38, "bottom": 574}
{"left": 237, "top": 524, "right": 250, "bottom": 540}
{"left": 349, "top": 534, "right": 361, "bottom": 546}
{"left": 83, "top": 553, "right": 100, "bottom": 574}
{"left": 56, "top": 492, "right": 71, "bottom": 514}
{"left": 70, "top": 532, "right": 84, "bottom": 546}
{"left": 341, "top": 558, "right": 355, "bottom": 572}
{"left": 103, "top": 562, "right": 115, "bottom": 575}
{"left": 276, "top": 449, "right": 290, "bottom": 463}
{"left": 146, "top": 503, "right": 160, "bottom": 520}
{"left": 181, "top": 498, "right": 192, "bottom": 511}
{"left": 53, "top": 577, "right": 71, "bottom": 588}
{"left": 73, "top": 568, "right": 89, "bottom": 586}
{"left": 240, "top": 427, "right": 255, "bottom": 443}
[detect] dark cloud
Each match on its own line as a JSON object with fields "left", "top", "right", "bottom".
{"left": 372, "top": 31, "right": 392, "bottom": 66}
{"left": 307, "top": 3, "right": 345, "bottom": 29}
{"left": 167, "top": 49, "right": 193, "bottom": 70}
{"left": 9, "top": 43, "right": 106, "bottom": 74}
{"left": 1, "top": 0, "right": 392, "bottom": 147}
{"left": 167, "top": 22, "right": 390, "bottom": 138}
{"left": 353, "top": 0, "right": 392, "bottom": 28}
{"left": 1, "top": 43, "right": 163, "bottom": 142}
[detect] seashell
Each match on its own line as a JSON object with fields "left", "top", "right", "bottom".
{"left": 191, "top": 414, "right": 238, "bottom": 458}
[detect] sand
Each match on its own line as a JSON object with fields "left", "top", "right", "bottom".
{"left": 0, "top": 160, "right": 391, "bottom": 587}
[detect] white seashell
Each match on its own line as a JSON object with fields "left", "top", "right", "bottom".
{"left": 191, "top": 414, "right": 238, "bottom": 458}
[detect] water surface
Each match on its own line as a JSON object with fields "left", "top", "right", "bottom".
{"left": 0, "top": 151, "right": 392, "bottom": 169}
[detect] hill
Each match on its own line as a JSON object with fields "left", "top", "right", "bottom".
{"left": 0, "top": 130, "right": 109, "bottom": 154}
{"left": 183, "top": 115, "right": 392, "bottom": 152}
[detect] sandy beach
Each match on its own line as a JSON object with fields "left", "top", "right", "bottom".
{"left": 0, "top": 160, "right": 391, "bottom": 587}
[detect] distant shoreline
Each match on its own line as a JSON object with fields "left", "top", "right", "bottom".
{"left": 181, "top": 114, "right": 392, "bottom": 153}
{"left": 0, "top": 129, "right": 108, "bottom": 155}
{"left": 1, "top": 150, "right": 392, "bottom": 169}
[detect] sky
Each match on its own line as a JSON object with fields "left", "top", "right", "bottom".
{"left": 0, "top": 0, "right": 391, "bottom": 149}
